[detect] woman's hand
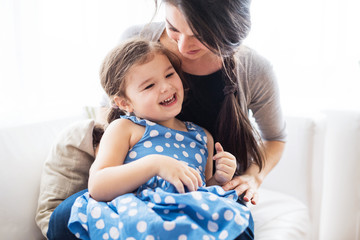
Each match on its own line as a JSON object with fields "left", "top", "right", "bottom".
{"left": 212, "top": 142, "right": 237, "bottom": 185}
{"left": 155, "top": 155, "right": 202, "bottom": 194}
{"left": 222, "top": 170, "right": 262, "bottom": 205}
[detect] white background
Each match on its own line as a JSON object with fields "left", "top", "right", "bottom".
{"left": 1, "top": 0, "right": 359, "bottom": 126}
{"left": 1, "top": 1, "right": 360, "bottom": 238}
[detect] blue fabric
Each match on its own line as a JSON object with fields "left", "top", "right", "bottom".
{"left": 68, "top": 116, "right": 253, "bottom": 239}
{"left": 47, "top": 189, "right": 88, "bottom": 240}
{"left": 235, "top": 200, "right": 254, "bottom": 240}
{"left": 48, "top": 193, "right": 254, "bottom": 240}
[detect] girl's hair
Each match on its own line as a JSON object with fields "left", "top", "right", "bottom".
{"left": 100, "top": 38, "right": 183, "bottom": 124}
{"left": 157, "top": 0, "right": 265, "bottom": 175}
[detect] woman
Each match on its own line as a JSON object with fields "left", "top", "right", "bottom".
{"left": 41, "top": 0, "right": 286, "bottom": 239}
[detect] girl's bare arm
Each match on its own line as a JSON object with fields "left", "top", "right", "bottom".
{"left": 88, "top": 119, "right": 202, "bottom": 202}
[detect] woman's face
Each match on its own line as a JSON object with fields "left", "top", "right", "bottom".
{"left": 164, "top": 4, "right": 210, "bottom": 61}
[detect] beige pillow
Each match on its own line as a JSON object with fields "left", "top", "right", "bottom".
{"left": 35, "top": 119, "right": 96, "bottom": 237}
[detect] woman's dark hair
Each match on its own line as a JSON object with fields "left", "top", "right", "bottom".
{"left": 157, "top": 0, "right": 265, "bottom": 174}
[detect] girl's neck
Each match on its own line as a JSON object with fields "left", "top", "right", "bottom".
{"left": 154, "top": 117, "right": 188, "bottom": 132}
{"left": 160, "top": 31, "right": 222, "bottom": 76}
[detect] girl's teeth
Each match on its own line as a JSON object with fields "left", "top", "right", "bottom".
{"left": 162, "top": 95, "right": 175, "bottom": 105}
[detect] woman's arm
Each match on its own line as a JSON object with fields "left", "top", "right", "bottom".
{"left": 223, "top": 140, "right": 285, "bottom": 204}
{"left": 222, "top": 47, "right": 286, "bottom": 203}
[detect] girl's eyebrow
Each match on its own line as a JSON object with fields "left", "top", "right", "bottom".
{"left": 138, "top": 65, "right": 174, "bottom": 89}
{"left": 138, "top": 78, "right": 153, "bottom": 89}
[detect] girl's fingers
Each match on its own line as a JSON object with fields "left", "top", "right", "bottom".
{"left": 189, "top": 167, "right": 203, "bottom": 187}
{"left": 182, "top": 167, "right": 202, "bottom": 191}
{"left": 213, "top": 152, "right": 235, "bottom": 161}
{"left": 214, "top": 142, "right": 224, "bottom": 153}
{"left": 215, "top": 163, "right": 235, "bottom": 174}
{"left": 181, "top": 173, "right": 196, "bottom": 192}
{"left": 172, "top": 179, "right": 185, "bottom": 194}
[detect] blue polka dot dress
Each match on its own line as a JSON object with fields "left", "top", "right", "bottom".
{"left": 68, "top": 116, "right": 250, "bottom": 240}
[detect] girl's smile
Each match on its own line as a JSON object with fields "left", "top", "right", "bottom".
{"left": 115, "top": 53, "right": 184, "bottom": 127}
{"left": 160, "top": 93, "right": 177, "bottom": 106}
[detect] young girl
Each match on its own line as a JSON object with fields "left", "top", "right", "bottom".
{"left": 68, "top": 38, "right": 250, "bottom": 239}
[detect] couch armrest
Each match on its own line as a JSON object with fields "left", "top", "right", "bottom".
{"left": 261, "top": 112, "right": 326, "bottom": 239}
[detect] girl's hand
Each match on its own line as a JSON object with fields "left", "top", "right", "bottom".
{"left": 212, "top": 142, "right": 237, "bottom": 185}
{"left": 155, "top": 155, "right": 202, "bottom": 194}
{"left": 222, "top": 174, "right": 261, "bottom": 205}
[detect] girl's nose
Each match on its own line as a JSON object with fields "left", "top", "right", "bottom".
{"left": 160, "top": 82, "right": 171, "bottom": 93}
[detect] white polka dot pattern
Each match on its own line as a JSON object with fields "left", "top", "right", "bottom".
{"left": 68, "top": 116, "right": 250, "bottom": 240}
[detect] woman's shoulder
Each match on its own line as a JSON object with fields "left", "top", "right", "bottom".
{"left": 235, "top": 45, "right": 276, "bottom": 89}
{"left": 235, "top": 45, "right": 273, "bottom": 70}
{"left": 119, "top": 22, "right": 165, "bottom": 42}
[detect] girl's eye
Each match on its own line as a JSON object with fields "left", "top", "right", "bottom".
{"left": 166, "top": 72, "right": 174, "bottom": 78}
{"left": 144, "top": 84, "right": 154, "bottom": 90}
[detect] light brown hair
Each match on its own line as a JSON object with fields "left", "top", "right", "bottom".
{"left": 100, "top": 37, "right": 183, "bottom": 124}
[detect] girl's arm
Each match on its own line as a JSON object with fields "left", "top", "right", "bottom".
{"left": 89, "top": 119, "right": 202, "bottom": 201}
{"left": 204, "top": 129, "right": 214, "bottom": 184}
{"left": 88, "top": 118, "right": 155, "bottom": 201}
{"left": 223, "top": 140, "right": 285, "bottom": 204}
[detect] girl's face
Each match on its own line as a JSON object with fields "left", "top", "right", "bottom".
{"left": 164, "top": 4, "right": 210, "bottom": 61}
{"left": 118, "top": 53, "right": 184, "bottom": 124}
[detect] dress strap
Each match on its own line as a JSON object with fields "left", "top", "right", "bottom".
{"left": 120, "top": 115, "right": 154, "bottom": 127}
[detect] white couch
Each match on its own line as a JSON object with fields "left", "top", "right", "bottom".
{"left": 0, "top": 109, "right": 328, "bottom": 240}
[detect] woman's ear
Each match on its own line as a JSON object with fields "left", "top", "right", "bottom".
{"left": 114, "top": 96, "right": 133, "bottom": 113}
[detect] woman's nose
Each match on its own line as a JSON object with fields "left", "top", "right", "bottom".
{"left": 177, "top": 34, "right": 191, "bottom": 54}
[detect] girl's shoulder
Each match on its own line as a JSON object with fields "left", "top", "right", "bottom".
{"left": 107, "top": 117, "right": 138, "bottom": 130}
{"left": 105, "top": 118, "right": 145, "bottom": 147}
{"left": 185, "top": 121, "right": 213, "bottom": 145}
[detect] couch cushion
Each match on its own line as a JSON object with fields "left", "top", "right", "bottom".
{"left": 35, "top": 119, "right": 96, "bottom": 237}
{"left": 250, "top": 188, "right": 310, "bottom": 239}
{"left": 0, "top": 115, "right": 85, "bottom": 240}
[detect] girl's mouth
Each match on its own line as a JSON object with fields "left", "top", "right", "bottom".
{"left": 160, "top": 94, "right": 176, "bottom": 106}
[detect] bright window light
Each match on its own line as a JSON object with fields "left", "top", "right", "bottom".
{"left": 1, "top": 0, "right": 359, "bottom": 125}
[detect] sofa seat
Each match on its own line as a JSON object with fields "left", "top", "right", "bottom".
{"left": 0, "top": 110, "right": 324, "bottom": 240}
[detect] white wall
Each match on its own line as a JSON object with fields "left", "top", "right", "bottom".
{"left": 0, "top": 0, "right": 163, "bottom": 126}
{"left": 245, "top": 0, "right": 360, "bottom": 113}
{"left": 1, "top": 0, "right": 359, "bottom": 124}
{"left": 1, "top": 0, "right": 359, "bottom": 238}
